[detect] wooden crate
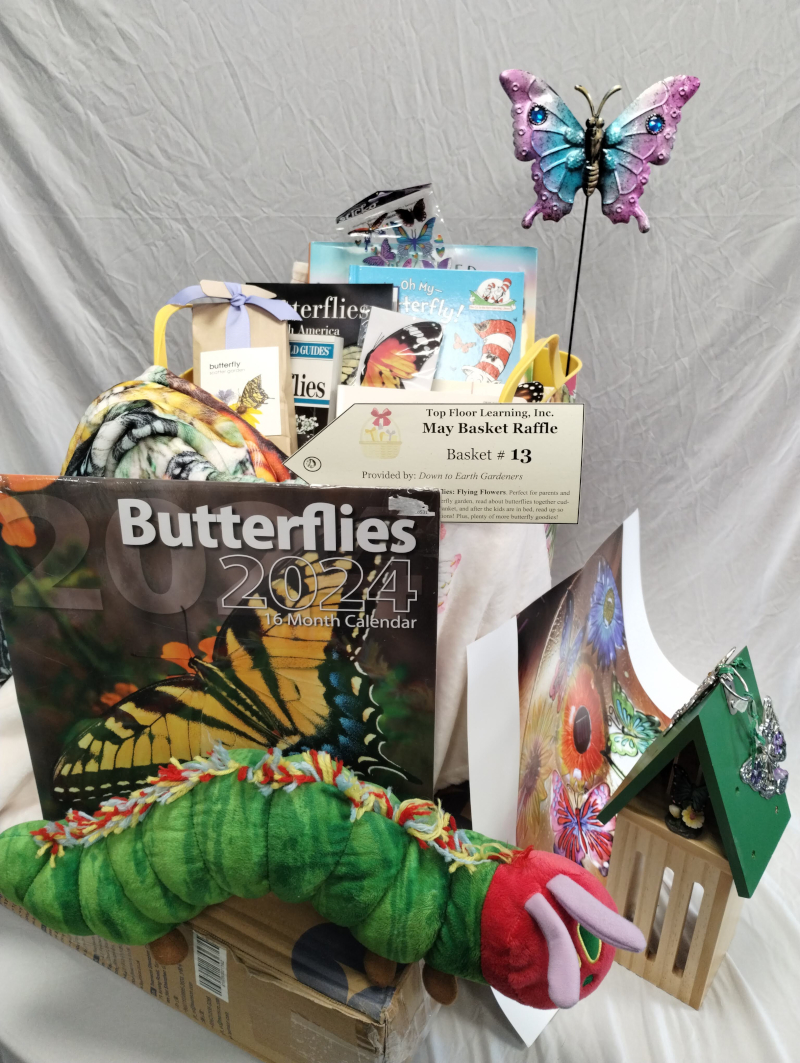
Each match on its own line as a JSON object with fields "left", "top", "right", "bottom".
{"left": 606, "top": 789, "right": 743, "bottom": 1009}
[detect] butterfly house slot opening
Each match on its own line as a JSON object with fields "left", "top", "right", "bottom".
{"left": 647, "top": 866, "right": 673, "bottom": 958}
{"left": 624, "top": 850, "right": 644, "bottom": 923}
{"left": 673, "top": 881, "right": 705, "bottom": 973}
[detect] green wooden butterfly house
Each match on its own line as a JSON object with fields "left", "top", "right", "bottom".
{"left": 599, "top": 648, "right": 790, "bottom": 1008}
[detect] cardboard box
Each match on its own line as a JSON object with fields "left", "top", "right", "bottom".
{"left": 0, "top": 890, "right": 436, "bottom": 1063}
{"left": 190, "top": 280, "right": 298, "bottom": 456}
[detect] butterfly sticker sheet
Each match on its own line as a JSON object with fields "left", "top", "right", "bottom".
{"left": 0, "top": 477, "right": 441, "bottom": 819}
{"left": 335, "top": 185, "right": 451, "bottom": 268}
{"left": 500, "top": 70, "right": 699, "bottom": 233}
{"left": 515, "top": 524, "right": 670, "bottom": 875}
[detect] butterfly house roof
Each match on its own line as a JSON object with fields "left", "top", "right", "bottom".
{"left": 599, "top": 648, "right": 790, "bottom": 897}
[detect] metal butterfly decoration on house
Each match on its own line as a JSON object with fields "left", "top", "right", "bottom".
{"left": 499, "top": 71, "right": 700, "bottom": 233}
{"left": 718, "top": 663, "right": 789, "bottom": 799}
{"left": 668, "top": 649, "right": 789, "bottom": 800}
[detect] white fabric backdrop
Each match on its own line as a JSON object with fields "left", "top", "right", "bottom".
{"left": 0, "top": 0, "right": 798, "bottom": 752}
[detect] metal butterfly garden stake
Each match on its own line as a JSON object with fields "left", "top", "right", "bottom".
{"left": 500, "top": 71, "right": 700, "bottom": 368}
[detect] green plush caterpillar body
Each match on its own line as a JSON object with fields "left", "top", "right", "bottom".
{"left": 0, "top": 748, "right": 495, "bottom": 980}
{"left": 0, "top": 746, "right": 644, "bottom": 1009}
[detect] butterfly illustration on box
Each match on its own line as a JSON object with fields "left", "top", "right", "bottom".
{"left": 359, "top": 322, "right": 443, "bottom": 389}
{"left": 53, "top": 551, "right": 414, "bottom": 807}
{"left": 549, "top": 590, "right": 585, "bottom": 702}
{"left": 500, "top": 70, "right": 700, "bottom": 233}
{"left": 550, "top": 771, "right": 616, "bottom": 874}
{"left": 607, "top": 678, "right": 662, "bottom": 760}
{"left": 235, "top": 375, "right": 269, "bottom": 415}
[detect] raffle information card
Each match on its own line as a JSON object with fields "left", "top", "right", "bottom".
{"left": 286, "top": 403, "right": 584, "bottom": 524}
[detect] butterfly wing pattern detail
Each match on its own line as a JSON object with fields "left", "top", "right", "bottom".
{"left": 608, "top": 679, "right": 662, "bottom": 758}
{"left": 363, "top": 239, "right": 396, "bottom": 267}
{"left": 397, "top": 218, "right": 436, "bottom": 259}
{"left": 549, "top": 772, "right": 616, "bottom": 872}
{"left": 360, "top": 322, "right": 442, "bottom": 389}
{"left": 394, "top": 198, "right": 427, "bottom": 227}
{"left": 500, "top": 69, "right": 699, "bottom": 232}
{"left": 499, "top": 71, "right": 587, "bottom": 227}
{"left": 53, "top": 552, "right": 409, "bottom": 807}
{"left": 549, "top": 591, "right": 584, "bottom": 702}
{"left": 599, "top": 76, "right": 700, "bottom": 232}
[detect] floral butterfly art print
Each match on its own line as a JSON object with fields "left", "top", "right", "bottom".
{"left": 516, "top": 525, "right": 670, "bottom": 874}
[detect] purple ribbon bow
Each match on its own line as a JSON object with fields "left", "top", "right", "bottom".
{"left": 168, "top": 282, "right": 301, "bottom": 349}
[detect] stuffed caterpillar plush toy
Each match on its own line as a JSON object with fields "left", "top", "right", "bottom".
{"left": 0, "top": 746, "right": 645, "bottom": 1007}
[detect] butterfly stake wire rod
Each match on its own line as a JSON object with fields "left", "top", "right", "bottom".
{"left": 565, "top": 84, "right": 621, "bottom": 374}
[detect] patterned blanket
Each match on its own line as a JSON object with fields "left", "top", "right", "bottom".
{"left": 62, "top": 365, "right": 292, "bottom": 482}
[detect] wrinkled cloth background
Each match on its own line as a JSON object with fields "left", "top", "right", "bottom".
{"left": 1, "top": 1, "right": 798, "bottom": 734}
{"left": 0, "top": 3, "right": 798, "bottom": 1059}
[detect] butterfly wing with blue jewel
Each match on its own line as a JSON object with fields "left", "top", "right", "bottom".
{"left": 500, "top": 69, "right": 586, "bottom": 228}
{"left": 599, "top": 75, "right": 700, "bottom": 232}
{"left": 608, "top": 678, "right": 662, "bottom": 757}
{"left": 549, "top": 590, "right": 584, "bottom": 701}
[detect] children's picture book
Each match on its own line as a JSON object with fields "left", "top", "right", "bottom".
{"left": 0, "top": 476, "right": 440, "bottom": 819}
{"left": 250, "top": 283, "right": 396, "bottom": 388}
{"left": 350, "top": 265, "right": 525, "bottom": 385}
{"left": 199, "top": 347, "right": 284, "bottom": 439}
{"left": 290, "top": 333, "right": 343, "bottom": 447}
{"left": 355, "top": 307, "right": 442, "bottom": 389}
{"left": 308, "top": 242, "right": 537, "bottom": 351}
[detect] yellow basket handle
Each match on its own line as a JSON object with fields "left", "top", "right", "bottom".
{"left": 153, "top": 303, "right": 192, "bottom": 369}
{"left": 499, "top": 334, "right": 561, "bottom": 402}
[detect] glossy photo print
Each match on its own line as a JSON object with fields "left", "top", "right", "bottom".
{"left": 0, "top": 476, "right": 439, "bottom": 818}
{"left": 516, "top": 525, "right": 670, "bottom": 875}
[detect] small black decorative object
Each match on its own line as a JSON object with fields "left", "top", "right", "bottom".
{"left": 665, "top": 764, "right": 709, "bottom": 838}
{"left": 514, "top": 380, "right": 545, "bottom": 403}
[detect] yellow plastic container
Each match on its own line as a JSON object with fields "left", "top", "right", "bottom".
{"left": 499, "top": 334, "right": 582, "bottom": 403}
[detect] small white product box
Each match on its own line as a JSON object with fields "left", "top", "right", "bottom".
{"left": 199, "top": 347, "right": 284, "bottom": 438}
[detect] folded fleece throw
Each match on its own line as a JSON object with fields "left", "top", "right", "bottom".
{"left": 62, "top": 366, "right": 292, "bottom": 483}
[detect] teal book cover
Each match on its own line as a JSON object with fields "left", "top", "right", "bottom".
{"left": 310, "top": 242, "right": 537, "bottom": 352}
{"left": 350, "top": 264, "right": 525, "bottom": 384}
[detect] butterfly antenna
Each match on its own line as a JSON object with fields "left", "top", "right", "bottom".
{"left": 181, "top": 605, "right": 191, "bottom": 650}
{"left": 595, "top": 85, "right": 622, "bottom": 119}
{"left": 574, "top": 84, "right": 597, "bottom": 118}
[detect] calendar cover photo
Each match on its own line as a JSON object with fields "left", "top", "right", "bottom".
{"left": 0, "top": 476, "right": 439, "bottom": 819}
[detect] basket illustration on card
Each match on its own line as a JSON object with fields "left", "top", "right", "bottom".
{"left": 360, "top": 407, "right": 402, "bottom": 458}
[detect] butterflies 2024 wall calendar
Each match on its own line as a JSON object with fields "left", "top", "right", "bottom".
{"left": 0, "top": 476, "right": 439, "bottom": 819}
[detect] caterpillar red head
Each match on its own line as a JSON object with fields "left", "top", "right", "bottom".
{"left": 480, "top": 849, "right": 646, "bottom": 1008}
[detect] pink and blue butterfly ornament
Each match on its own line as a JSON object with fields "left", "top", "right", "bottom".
{"left": 499, "top": 71, "right": 700, "bottom": 233}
